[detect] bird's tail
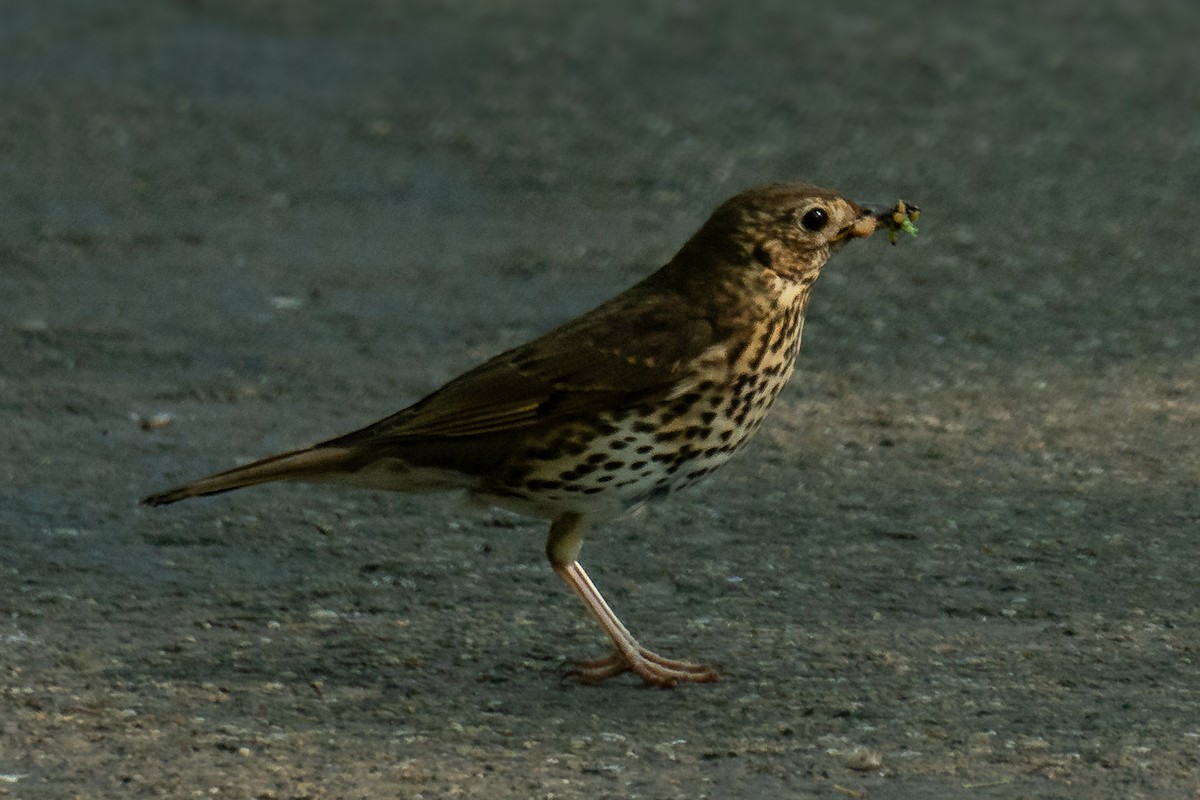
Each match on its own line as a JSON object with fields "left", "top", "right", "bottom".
{"left": 142, "top": 446, "right": 356, "bottom": 507}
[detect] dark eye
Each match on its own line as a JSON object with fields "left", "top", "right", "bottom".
{"left": 800, "top": 207, "right": 829, "bottom": 232}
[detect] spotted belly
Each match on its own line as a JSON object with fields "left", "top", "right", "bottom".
{"left": 480, "top": 357, "right": 797, "bottom": 520}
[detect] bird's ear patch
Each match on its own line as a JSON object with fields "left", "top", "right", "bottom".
{"left": 752, "top": 239, "right": 781, "bottom": 268}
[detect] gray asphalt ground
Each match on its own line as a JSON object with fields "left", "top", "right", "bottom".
{"left": 2, "top": 2, "right": 1198, "bottom": 798}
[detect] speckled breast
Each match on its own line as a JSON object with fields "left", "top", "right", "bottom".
{"left": 483, "top": 289, "right": 809, "bottom": 520}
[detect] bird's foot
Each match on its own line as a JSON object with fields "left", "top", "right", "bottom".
{"left": 568, "top": 646, "right": 719, "bottom": 687}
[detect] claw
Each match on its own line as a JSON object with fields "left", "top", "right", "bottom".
{"left": 568, "top": 646, "right": 719, "bottom": 687}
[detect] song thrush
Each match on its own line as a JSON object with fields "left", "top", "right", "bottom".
{"left": 144, "top": 183, "right": 918, "bottom": 687}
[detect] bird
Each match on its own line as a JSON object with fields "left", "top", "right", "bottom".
{"left": 143, "top": 182, "right": 915, "bottom": 687}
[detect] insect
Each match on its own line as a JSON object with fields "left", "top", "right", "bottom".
{"left": 881, "top": 200, "right": 920, "bottom": 245}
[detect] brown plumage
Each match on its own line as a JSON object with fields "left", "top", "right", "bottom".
{"left": 144, "top": 183, "right": 913, "bottom": 686}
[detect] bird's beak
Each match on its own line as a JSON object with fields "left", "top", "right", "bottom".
{"left": 847, "top": 209, "right": 879, "bottom": 239}
{"left": 834, "top": 203, "right": 879, "bottom": 243}
{"left": 834, "top": 200, "right": 921, "bottom": 246}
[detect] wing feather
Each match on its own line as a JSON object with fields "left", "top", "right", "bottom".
{"left": 320, "top": 281, "right": 733, "bottom": 449}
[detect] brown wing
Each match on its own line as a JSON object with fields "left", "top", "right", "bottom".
{"left": 142, "top": 272, "right": 740, "bottom": 505}
{"left": 319, "top": 281, "right": 729, "bottom": 450}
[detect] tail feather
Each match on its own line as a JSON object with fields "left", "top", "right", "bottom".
{"left": 142, "top": 446, "right": 355, "bottom": 507}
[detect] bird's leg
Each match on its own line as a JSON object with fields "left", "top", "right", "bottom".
{"left": 546, "top": 514, "right": 719, "bottom": 687}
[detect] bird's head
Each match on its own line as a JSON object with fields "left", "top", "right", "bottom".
{"left": 676, "top": 183, "right": 878, "bottom": 285}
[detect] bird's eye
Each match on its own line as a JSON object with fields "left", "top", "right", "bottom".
{"left": 800, "top": 207, "right": 829, "bottom": 232}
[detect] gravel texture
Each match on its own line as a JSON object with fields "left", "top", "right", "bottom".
{"left": 2, "top": 2, "right": 1198, "bottom": 798}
